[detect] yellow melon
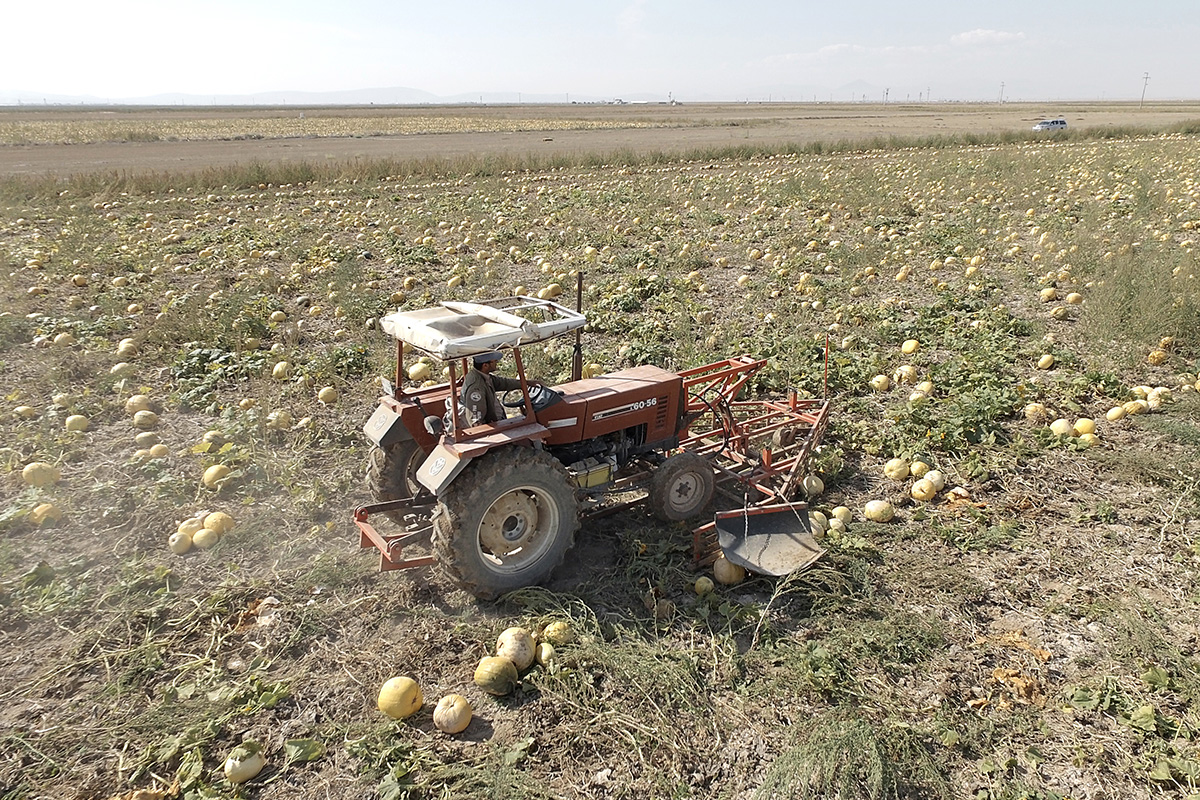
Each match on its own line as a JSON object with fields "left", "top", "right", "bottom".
{"left": 377, "top": 676, "right": 423, "bottom": 719}
{"left": 713, "top": 556, "right": 746, "bottom": 585}
{"left": 22, "top": 462, "right": 61, "bottom": 487}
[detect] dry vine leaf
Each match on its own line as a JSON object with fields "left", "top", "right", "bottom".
{"left": 973, "top": 629, "right": 1052, "bottom": 661}
{"left": 945, "top": 497, "right": 988, "bottom": 515}
{"left": 991, "top": 666, "right": 1046, "bottom": 708}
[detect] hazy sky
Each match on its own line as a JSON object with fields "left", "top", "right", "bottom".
{"left": 5, "top": 0, "right": 1197, "bottom": 102}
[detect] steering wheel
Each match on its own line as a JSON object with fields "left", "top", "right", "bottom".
{"left": 501, "top": 384, "right": 561, "bottom": 412}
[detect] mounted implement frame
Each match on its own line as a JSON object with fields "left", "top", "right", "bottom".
{"left": 675, "top": 356, "right": 830, "bottom": 572}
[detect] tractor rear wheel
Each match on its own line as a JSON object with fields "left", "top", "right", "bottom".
{"left": 648, "top": 452, "right": 715, "bottom": 522}
{"left": 366, "top": 441, "right": 429, "bottom": 524}
{"left": 432, "top": 447, "right": 579, "bottom": 600}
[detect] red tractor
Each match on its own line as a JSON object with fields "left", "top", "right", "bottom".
{"left": 355, "top": 292, "right": 830, "bottom": 599}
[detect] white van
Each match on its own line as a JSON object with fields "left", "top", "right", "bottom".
{"left": 1032, "top": 118, "right": 1068, "bottom": 131}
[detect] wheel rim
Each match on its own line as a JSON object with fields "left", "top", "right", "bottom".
{"left": 476, "top": 485, "right": 562, "bottom": 572}
{"left": 403, "top": 447, "right": 426, "bottom": 496}
{"left": 666, "top": 471, "right": 703, "bottom": 515}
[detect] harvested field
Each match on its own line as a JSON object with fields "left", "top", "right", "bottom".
{"left": 2, "top": 104, "right": 1200, "bottom": 800}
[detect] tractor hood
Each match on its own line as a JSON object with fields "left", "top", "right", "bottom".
{"left": 380, "top": 296, "right": 586, "bottom": 360}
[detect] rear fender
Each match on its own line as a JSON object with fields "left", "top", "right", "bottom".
{"left": 364, "top": 402, "right": 415, "bottom": 447}
{"left": 416, "top": 443, "right": 474, "bottom": 494}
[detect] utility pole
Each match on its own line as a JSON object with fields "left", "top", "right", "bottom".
{"left": 1141, "top": 72, "right": 1150, "bottom": 107}
{"left": 999, "top": 82, "right": 1005, "bottom": 103}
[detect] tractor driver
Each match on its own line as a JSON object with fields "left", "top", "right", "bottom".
{"left": 460, "top": 351, "right": 542, "bottom": 426}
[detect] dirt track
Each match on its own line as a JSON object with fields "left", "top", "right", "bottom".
{"left": 2, "top": 101, "right": 1199, "bottom": 177}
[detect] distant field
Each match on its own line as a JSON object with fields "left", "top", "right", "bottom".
{"left": 0, "top": 112, "right": 662, "bottom": 146}
{"left": 2, "top": 101, "right": 1199, "bottom": 176}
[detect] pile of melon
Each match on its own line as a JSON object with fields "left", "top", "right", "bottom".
{"left": 807, "top": 504, "right": 855, "bottom": 538}
{"left": 803, "top": 504, "right": 886, "bottom": 551}
{"left": 881, "top": 457, "right": 948, "bottom": 503}
{"left": 474, "top": 622, "right": 570, "bottom": 694}
{"left": 124, "top": 394, "right": 173, "bottom": 461}
{"left": 20, "top": 461, "right": 64, "bottom": 526}
{"left": 1045, "top": 415, "right": 1101, "bottom": 447}
{"left": 1024, "top": 376, "right": 1187, "bottom": 451}
{"left": 169, "top": 510, "right": 235, "bottom": 554}
{"left": 375, "top": 620, "right": 575, "bottom": 736}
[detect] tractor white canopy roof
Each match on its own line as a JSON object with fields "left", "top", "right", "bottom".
{"left": 380, "top": 296, "right": 586, "bottom": 359}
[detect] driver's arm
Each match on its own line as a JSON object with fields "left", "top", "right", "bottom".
{"left": 490, "top": 374, "right": 525, "bottom": 392}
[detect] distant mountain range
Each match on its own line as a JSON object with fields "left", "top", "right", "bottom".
{"left": 0, "top": 86, "right": 671, "bottom": 107}
{"left": 0, "top": 82, "right": 923, "bottom": 107}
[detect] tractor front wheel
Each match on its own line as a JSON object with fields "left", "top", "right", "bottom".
{"left": 366, "top": 440, "right": 429, "bottom": 524}
{"left": 432, "top": 447, "right": 579, "bottom": 600}
{"left": 648, "top": 452, "right": 715, "bottom": 522}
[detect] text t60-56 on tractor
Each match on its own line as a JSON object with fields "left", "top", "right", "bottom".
{"left": 354, "top": 292, "right": 830, "bottom": 599}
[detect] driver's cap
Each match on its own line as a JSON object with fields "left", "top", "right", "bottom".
{"left": 472, "top": 350, "right": 503, "bottom": 367}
